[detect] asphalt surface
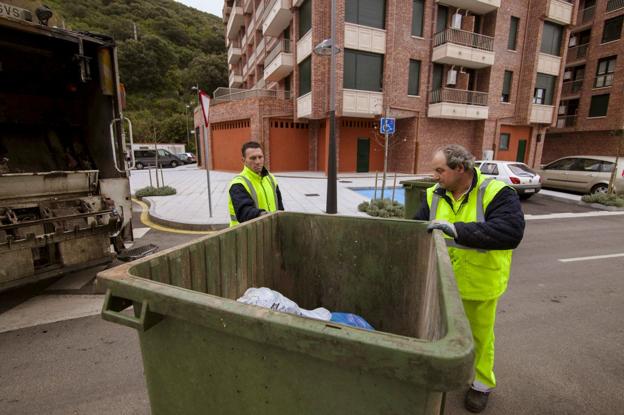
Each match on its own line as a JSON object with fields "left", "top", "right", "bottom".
{"left": 1, "top": 193, "right": 623, "bottom": 414}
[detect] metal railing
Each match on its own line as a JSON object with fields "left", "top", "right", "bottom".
{"left": 581, "top": 6, "right": 595, "bottom": 23}
{"left": 430, "top": 88, "right": 488, "bottom": 106}
{"left": 561, "top": 79, "right": 583, "bottom": 95}
{"left": 434, "top": 28, "right": 494, "bottom": 51}
{"left": 569, "top": 43, "right": 588, "bottom": 60}
{"left": 212, "top": 87, "right": 290, "bottom": 104}
{"left": 556, "top": 115, "right": 577, "bottom": 128}
{"left": 607, "top": 0, "right": 624, "bottom": 12}
{"left": 264, "top": 39, "right": 292, "bottom": 67}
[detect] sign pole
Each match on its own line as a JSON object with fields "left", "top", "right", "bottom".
{"left": 381, "top": 106, "right": 389, "bottom": 200}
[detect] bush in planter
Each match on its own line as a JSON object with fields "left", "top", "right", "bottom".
{"left": 358, "top": 199, "right": 404, "bottom": 218}
{"left": 581, "top": 193, "right": 624, "bottom": 208}
{"left": 135, "top": 186, "right": 177, "bottom": 198}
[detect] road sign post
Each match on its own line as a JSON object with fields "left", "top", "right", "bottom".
{"left": 379, "top": 114, "right": 395, "bottom": 199}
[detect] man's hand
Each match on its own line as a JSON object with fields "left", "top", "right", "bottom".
{"left": 427, "top": 220, "right": 458, "bottom": 238}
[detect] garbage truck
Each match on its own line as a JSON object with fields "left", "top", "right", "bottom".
{"left": 0, "top": 2, "right": 135, "bottom": 290}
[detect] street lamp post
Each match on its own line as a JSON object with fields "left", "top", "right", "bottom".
{"left": 314, "top": 0, "right": 338, "bottom": 214}
{"left": 185, "top": 104, "right": 191, "bottom": 149}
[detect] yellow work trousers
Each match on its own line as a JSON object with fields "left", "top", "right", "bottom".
{"left": 462, "top": 298, "right": 498, "bottom": 391}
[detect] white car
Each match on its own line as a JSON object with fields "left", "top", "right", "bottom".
{"left": 475, "top": 160, "right": 542, "bottom": 199}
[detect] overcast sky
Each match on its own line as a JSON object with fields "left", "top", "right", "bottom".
{"left": 175, "top": 0, "right": 224, "bottom": 18}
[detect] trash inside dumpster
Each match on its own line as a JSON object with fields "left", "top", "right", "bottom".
{"left": 98, "top": 212, "right": 473, "bottom": 415}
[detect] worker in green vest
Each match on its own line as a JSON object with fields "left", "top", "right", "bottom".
{"left": 228, "top": 141, "right": 284, "bottom": 227}
{"left": 413, "top": 144, "right": 525, "bottom": 413}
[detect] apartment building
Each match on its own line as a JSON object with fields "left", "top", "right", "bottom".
{"left": 545, "top": 0, "right": 624, "bottom": 162}
{"left": 200, "top": 0, "right": 577, "bottom": 173}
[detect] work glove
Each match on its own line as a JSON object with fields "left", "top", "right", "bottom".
{"left": 427, "top": 220, "right": 458, "bottom": 239}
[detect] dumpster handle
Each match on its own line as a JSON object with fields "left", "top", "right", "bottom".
{"left": 102, "top": 289, "right": 163, "bottom": 332}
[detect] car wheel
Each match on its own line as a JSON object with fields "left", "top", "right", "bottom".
{"left": 135, "top": 162, "right": 144, "bottom": 170}
{"left": 590, "top": 183, "right": 608, "bottom": 194}
{"left": 170, "top": 161, "right": 178, "bottom": 168}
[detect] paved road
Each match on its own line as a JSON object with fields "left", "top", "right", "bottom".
{"left": 1, "top": 194, "right": 623, "bottom": 414}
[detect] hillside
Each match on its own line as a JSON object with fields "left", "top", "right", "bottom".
{"left": 9, "top": 0, "right": 228, "bottom": 149}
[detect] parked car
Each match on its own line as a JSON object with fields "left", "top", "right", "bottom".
{"left": 536, "top": 155, "right": 624, "bottom": 194}
{"left": 176, "top": 152, "right": 197, "bottom": 164}
{"left": 475, "top": 160, "right": 542, "bottom": 199}
{"left": 133, "top": 149, "right": 182, "bottom": 169}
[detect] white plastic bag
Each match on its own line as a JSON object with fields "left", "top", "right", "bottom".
{"left": 237, "top": 287, "right": 331, "bottom": 321}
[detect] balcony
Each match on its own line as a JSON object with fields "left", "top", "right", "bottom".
{"left": 537, "top": 53, "right": 562, "bottom": 76}
{"left": 607, "top": 0, "right": 624, "bottom": 13}
{"left": 561, "top": 79, "right": 583, "bottom": 96}
{"left": 344, "top": 23, "right": 386, "bottom": 55}
{"left": 579, "top": 6, "right": 595, "bottom": 25}
{"left": 229, "top": 73, "right": 243, "bottom": 88}
{"left": 428, "top": 88, "right": 489, "bottom": 120}
{"left": 264, "top": 40, "right": 293, "bottom": 81}
{"left": 228, "top": 45, "right": 242, "bottom": 64}
{"left": 567, "top": 44, "right": 588, "bottom": 61}
{"left": 297, "top": 92, "right": 312, "bottom": 118}
{"left": 263, "top": 0, "right": 292, "bottom": 37}
{"left": 213, "top": 87, "right": 289, "bottom": 104}
{"left": 243, "top": 0, "right": 253, "bottom": 14}
{"left": 555, "top": 115, "right": 577, "bottom": 128}
{"left": 434, "top": 0, "right": 500, "bottom": 14}
{"left": 342, "top": 89, "right": 383, "bottom": 118}
{"left": 226, "top": 3, "right": 244, "bottom": 40}
{"left": 530, "top": 104, "right": 554, "bottom": 124}
{"left": 432, "top": 29, "right": 495, "bottom": 69}
{"left": 546, "top": 0, "right": 573, "bottom": 25}
{"left": 297, "top": 30, "right": 312, "bottom": 63}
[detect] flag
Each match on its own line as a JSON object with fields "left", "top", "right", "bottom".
{"left": 199, "top": 90, "right": 210, "bottom": 127}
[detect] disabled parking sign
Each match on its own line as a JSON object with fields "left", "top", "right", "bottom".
{"left": 380, "top": 117, "right": 396, "bottom": 135}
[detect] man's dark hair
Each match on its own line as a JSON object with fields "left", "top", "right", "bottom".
{"left": 241, "top": 141, "right": 262, "bottom": 157}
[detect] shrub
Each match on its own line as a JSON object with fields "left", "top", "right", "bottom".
{"left": 135, "top": 186, "right": 177, "bottom": 198}
{"left": 358, "top": 198, "right": 404, "bottom": 218}
{"left": 581, "top": 193, "right": 624, "bottom": 208}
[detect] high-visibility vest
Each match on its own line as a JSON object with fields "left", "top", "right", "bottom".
{"left": 426, "top": 170, "right": 513, "bottom": 301}
{"left": 228, "top": 166, "right": 279, "bottom": 227}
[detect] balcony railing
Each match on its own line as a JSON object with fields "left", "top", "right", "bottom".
{"left": 607, "top": 0, "right": 624, "bottom": 12}
{"left": 434, "top": 28, "right": 494, "bottom": 51}
{"left": 264, "top": 39, "right": 291, "bottom": 67}
{"left": 212, "top": 87, "right": 290, "bottom": 104}
{"left": 561, "top": 79, "right": 583, "bottom": 95}
{"left": 568, "top": 44, "right": 588, "bottom": 60}
{"left": 556, "top": 115, "right": 577, "bottom": 128}
{"left": 430, "top": 88, "right": 488, "bottom": 106}
{"left": 581, "top": 6, "right": 595, "bottom": 24}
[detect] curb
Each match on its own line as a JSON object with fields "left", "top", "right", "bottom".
{"left": 139, "top": 197, "right": 229, "bottom": 231}
{"left": 578, "top": 201, "right": 624, "bottom": 211}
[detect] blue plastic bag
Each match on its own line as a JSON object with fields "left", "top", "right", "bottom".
{"left": 330, "top": 312, "right": 374, "bottom": 331}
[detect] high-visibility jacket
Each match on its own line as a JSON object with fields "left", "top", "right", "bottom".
{"left": 228, "top": 166, "right": 279, "bottom": 227}
{"left": 426, "top": 170, "right": 513, "bottom": 301}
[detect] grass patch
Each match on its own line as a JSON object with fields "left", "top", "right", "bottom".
{"left": 581, "top": 193, "right": 624, "bottom": 208}
{"left": 358, "top": 199, "right": 405, "bottom": 218}
{"left": 135, "top": 186, "right": 177, "bottom": 198}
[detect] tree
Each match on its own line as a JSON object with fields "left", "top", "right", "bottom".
{"left": 118, "top": 35, "right": 177, "bottom": 93}
{"left": 180, "top": 53, "right": 228, "bottom": 97}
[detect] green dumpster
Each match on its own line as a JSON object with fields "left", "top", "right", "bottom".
{"left": 401, "top": 178, "right": 437, "bottom": 219}
{"left": 98, "top": 212, "right": 473, "bottom": 415}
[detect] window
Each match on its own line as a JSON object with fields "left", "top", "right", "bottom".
{"left": 408, "top": 60, "right": 420, "bottom": 96}
{"left": 346, "top": 0, "right": 386, "bottom": 29}
{"left": 412, "top": 0, "right": 424, "bottom": 37}
{"left": 436, "top": 5, "right": 448, "bottom": 33}
{"left": 298, "top": 57, "right": 311, "bottom": 97}
{"left": 595, "top": 56, "right": 616, "bottom": 87}
{"left": 480, "top": 163, "right": 500, "bottom": 176}
{"left": 599, "top": 161, "right": 616, "bottom": 173}
{"left": 545, "top": 158, "right": 577, "bottom": 170}
{"left": 284, "top": 75, "right": 292, "bottom": 97}
{"left": 533, "top": 73, "right": 556, "bottom": 105}
{"left": 541, "top": 22, "right": 563, "bottom": 56}
{"left": 499, "top": 134, "right": 510, "bottom": 151}
{"left": 508, "top": 17, "right": 519, "bottom": 50}
{"left": 343, "top": 49, "right": 384, "bottom": 92}
{"left": 298, "top": 0, "right": 311, "bottom": 39}
{"left": 588, "top": 94, "right": 609, "bottom": 117}
{"left": 602, "top": 15, "right": 623, "bottom": 43}
{"left": 501, "top": 70, "right": 513, "bottom": 102}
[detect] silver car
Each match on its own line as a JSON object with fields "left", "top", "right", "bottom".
{"left": 475, "top": 160, "right": 542, "bottom": 199}
{"left": 536, "top": 155, "right": 624, "bottom": 194}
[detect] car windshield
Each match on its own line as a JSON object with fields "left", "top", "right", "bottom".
{"left": 508, "top": 163, "right": 535, "bottom": 176}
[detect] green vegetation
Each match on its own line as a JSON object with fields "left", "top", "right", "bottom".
{"left": 358, "top": 199, "right": 405, "bottom": 218}
{"left": 135, "top": 186, "right": 177, "bottom": 198}
{"left": 581, "top": 193, "right": 624, "bottom": 208}
{"left": 44, "top": 0, "right": 228, "bottom": 151}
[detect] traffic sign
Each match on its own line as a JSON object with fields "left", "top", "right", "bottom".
{"left": 380, "top": 117, "right": 396, "bottom": 135}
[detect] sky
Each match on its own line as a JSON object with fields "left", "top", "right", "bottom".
{"left": 175, "top": 0, "right": 224, "bottom": 18}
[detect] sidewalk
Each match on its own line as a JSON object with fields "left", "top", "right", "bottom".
{"left": 130, "top": 165, "right": 426, "bottom": 229}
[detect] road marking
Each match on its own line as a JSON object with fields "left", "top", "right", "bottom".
{"left": 132, "top": 227, "right": 150, "bottom": 239}
{"left": 132, "top": 198, "right": 214, "bottom": 235}
{"left": 559, "top": 253, "right": 624, "bottom": 263}
{"left": 526, "top": 211, "right": 624, "bottom": 220}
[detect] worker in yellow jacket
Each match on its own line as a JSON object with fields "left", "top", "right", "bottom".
{"left": 228, "top": 141, "right": 284, "bottom": 227}
{"left": 413, "top": 144, "right": 525, "bottom": 413}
